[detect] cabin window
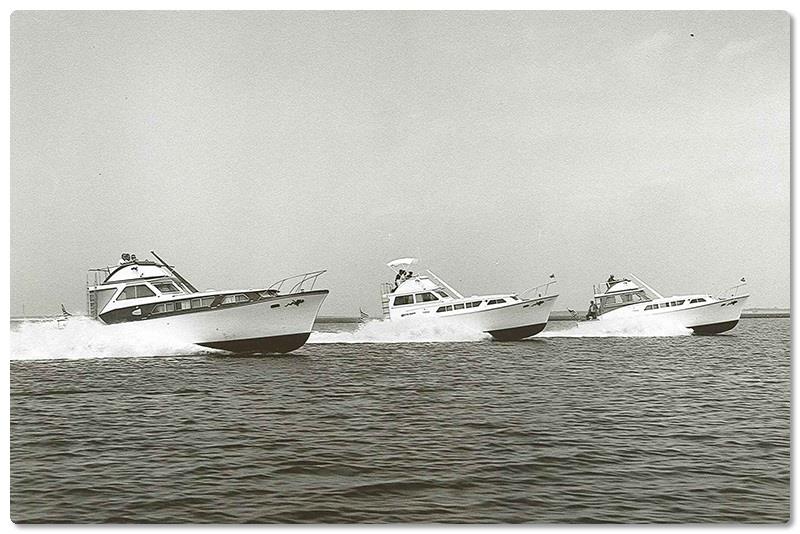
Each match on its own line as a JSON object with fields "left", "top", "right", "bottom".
{"left": 659, "top": 302, "right": 669, "bottom": 308}
{"left": 415, "top": 292, "right": 438, "bottom": 303}
{"left": 445, "top": 305, "right": 453, "bottom": 311}
{"left": 154, "top": 282, "right": 180, "bottom": 294}
{"left": 487, "top": 299, "right": 507, "bottom": 306}
{"left": 117, "top": 284, "right": 156, "bottom": 300}
{"left": 394, "top": 295, "right": 414, "bottom": 306}
{"left": 644, "top": 304, "right": 654, "bottom": 310}
{"left": 466, "top": 301, "right": 482, "bottom": 308}
{"left": 675, "top": 300, "right": 685, "bottom": 306}
{"left": 222, "top": 294, "right": 248, "bottom": 305}
{"left": 689, "top": 298, "right": 706, "bottom": 304}
{"left": 191, "top": 297, "right": 214, "bottom": 308}
{"left": 152, "top": 304, "right": 165, "bottom": 314}
{"left": 175, "top": 301, "right": 190, "bottom": 311}
{"left": 454, "top": 303, "right": 465, "bottom": 310}
{"left": 436, "top": 306, "right": 447, "bottom": 313}
{"left": 435, "top": 290, "right": 450, "bottom": 299}
{"left": 510, "top": 295, "right": 520, "bottom": 301}
{"left": 165, "top": 302, "right": 175, "bottom": 312}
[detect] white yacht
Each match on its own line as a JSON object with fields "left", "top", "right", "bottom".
{"left": 380, "top": 258, "right": 558, "bottom": 340}
{"left": 86, "top": 252, "right": 329, "bottom": 353}
{"left": 583, "top": 275, "right": 749, "bottom": 334}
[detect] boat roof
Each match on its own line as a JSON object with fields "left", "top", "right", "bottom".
{"left": 394, "top": 275, "right": 441, "bottom": 294}
{"left": 595, "top": 278, "right": 643, "bottom": 296}
{"left": 387, "top": 257, "right": 419, "bottom": 271}
{"left": 103, "top": 260, "right": 173, "bottom": 284}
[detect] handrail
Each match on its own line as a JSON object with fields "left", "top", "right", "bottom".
{"left": 267, "top": 270, "right": 327, "bottom": 294}
{"left": 717, "top": 280, "right": 748, "bottom": 299}
{"left": 593, "top": 278, "right": 631, "bottom": 292}
{"left": 519, "top": 277, "right": 558, "bottom": 298}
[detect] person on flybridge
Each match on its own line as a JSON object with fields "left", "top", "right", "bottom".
{"left": 393, "top": 270, "right": 406, "bottom": 291}
{"left": 392, "top": 270, "right": 416, "bottom": 291}
{"left": 118, "top": 253, "right": 138, "bottom": 265}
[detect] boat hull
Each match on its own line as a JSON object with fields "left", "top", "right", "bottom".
{"left": 487, "top": 322, "right": 548, "bottom": 341}
{"left": 102, "top": 290, "right": 328, "bottom": 353}
{"left": 198, "top": 332, "right": 311, "bottom": 353}
{"left": 690, "top": 320, "right": 739, "bottom": 335}
{"left": 602, "top": 295, "right": 748, "bottom": 334}
{"left": 417, "top": 295, "right": 558, "bottom": 341}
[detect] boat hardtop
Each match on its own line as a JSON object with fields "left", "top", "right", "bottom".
{"left": 386, "top": 258, "right": 539, "bottom": 309}
{"left": 392, "top": 273, "right": 524, "bottom": 307}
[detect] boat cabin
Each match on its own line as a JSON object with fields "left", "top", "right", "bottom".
{"left": 87, "top": 252, "right": 274, "bottom": 324}
{"left": 380, "top": 259, "right": 529, "bottom": 321}
{"left": 592, "top": 278, "right": 651, "bottom": 315}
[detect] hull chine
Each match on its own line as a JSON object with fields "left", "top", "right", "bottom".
{"left": 198, "top": 332, "right": 311, "bottom": 353}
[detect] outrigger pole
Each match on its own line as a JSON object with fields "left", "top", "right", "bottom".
{"left": 629, "top": 274, "right": 664, "bottom": 299}
{"left": 150, "top": 250, "right": 199, "bottom": 293}
{"left": 426, "top": 269, "right": 464, "bottom": 299}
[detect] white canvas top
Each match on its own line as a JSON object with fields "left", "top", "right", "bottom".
{"left": 387, "top": 257, "right": 419, "bottom": 268}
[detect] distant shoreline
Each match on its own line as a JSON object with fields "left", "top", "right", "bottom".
{"left": 10, "top": 310, "right": 791, "bottom": 324}
{"left": 312, "top": 311, "right": 796, "bottom": 323}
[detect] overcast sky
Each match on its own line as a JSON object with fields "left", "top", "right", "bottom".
{"left": 11, "top": 10, "right": 788, "bottom": 316}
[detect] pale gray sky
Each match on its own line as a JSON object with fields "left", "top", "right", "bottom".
{"left": 11, "top": 10, "right": 789, "bottom": 316}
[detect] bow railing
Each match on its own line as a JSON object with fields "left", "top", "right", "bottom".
{"left": 267, "top": 270, "right": 327, "bottom": 295}
{"left": 717, "top": 280, "right": 748, "bottom": 300}
{"left": 519, "top": 277, "right": 558, "bottom": 299}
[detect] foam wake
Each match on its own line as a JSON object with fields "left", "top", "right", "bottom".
{"left": 308, "top": 317, "right": 491, "bottom": 344}
{"left": 540, "top": 315, "right": 692, "bottom": 337}
{"left": 10, "top": 316, "right": 215, "bottom": 361}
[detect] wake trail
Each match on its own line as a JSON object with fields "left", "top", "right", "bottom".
{"left": 308, "top": 318, "right": 491, "bottom": 344}
{"left": 10, "top": 316, "right": 217, "bottom": 361}
{"left": 540, "top": 316, "right": 692, "bottom": 337}
{"left": 10, "top": 313, "right": 692, "bottom": 362}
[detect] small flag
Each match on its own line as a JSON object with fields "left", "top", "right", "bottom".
{"left": 549, "top": 273, "right": 555, "bottom": 279}
{"left": 740, "top": 277, "right": 746, "bottom": 283}
{"left": 359, "top": 308, "right": 369, "bottom": 321}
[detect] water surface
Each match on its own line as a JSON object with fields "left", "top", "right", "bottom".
{"left": 10, "top": 318, "right": 790, "bottom": 523}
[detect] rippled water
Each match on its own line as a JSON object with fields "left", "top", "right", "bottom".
{"left": 10, "top": 318, "right": 790, "bottom": 523}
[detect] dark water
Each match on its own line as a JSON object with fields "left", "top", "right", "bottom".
{"left": 10, "top": 318, "right": 790, "bottom": 523}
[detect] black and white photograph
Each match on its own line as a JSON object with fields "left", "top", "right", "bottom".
{"left": 8, "top": 7, "right": 790, "bottom": 524}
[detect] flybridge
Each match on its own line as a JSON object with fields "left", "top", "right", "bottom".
{"left": 88, "top": 252, "right": 196, "bottom": 295}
